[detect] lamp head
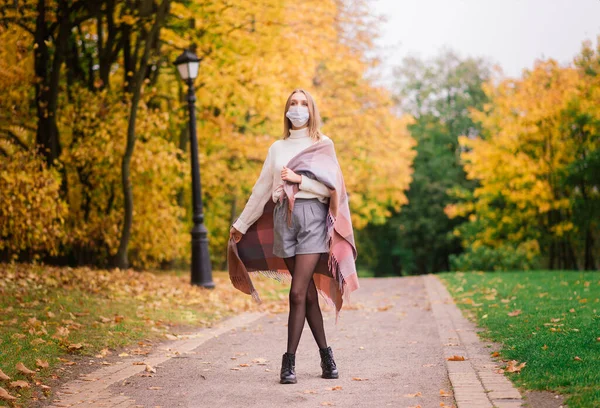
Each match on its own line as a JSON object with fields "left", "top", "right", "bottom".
{"left": 174, "top": 49, "right": 200, "bottom": 81}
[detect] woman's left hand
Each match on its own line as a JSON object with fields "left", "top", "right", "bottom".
{"left": 281, "top": 166, "right": 302, "bottom": 183}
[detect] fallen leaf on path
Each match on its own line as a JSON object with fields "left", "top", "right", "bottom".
{"left": 439, "top": 389, "right": 451, "bottom": 396}
{"left": 148, "top": 386, "right": 162, "bottom": 390}
{"left": 145, "top": 365, "right": 156, "bottom": 373}
{"left": 377, "top": 305, "right": 393, "bottom": 311}
{"left": 230, "top": 367, "right": 240, "bottom": 371}
{"left": 251, "top": 358, "right": 268, "bottom": 365}
{"left": 304, "top": 390, "right": 317, "bottom": 394}
{"left": 16, "top": 362, "right": 36, "bottom": 375}
{"left": 133, "top": 361, "right": 146, "bottom": 366}
{"left": 10, "top": 380, "right": 29, "bottom": 389}
{"left": 327, "top": 386, "right": 342, "bottom": 391}
{"left": 404, "top": 392, "right": 422, "bottom": 398}
{"left": 0, "top": 387, "right": 17, "bottom": 401}
{"left": 0, "top": 369, "right": 10, "bottom": 381}
{"left": 446, "top": 355, "right": 465, "bottom": 361}
{"left": 239, "top": 364, "right": 251, "bottom": 367}
{"left": 36, "top": 359, "right": 49, "bottom": 369}
{"left": 352, "top": 377, "right": 368, "bottom": 381}
{"left": 118, "top": 353, "right": 130, "bottom": 357}
{"left": 320, "top": 403, "right": 334, "bottom": 406}
{"left": 165, "top": 334, "right": 178, "bottom": 340}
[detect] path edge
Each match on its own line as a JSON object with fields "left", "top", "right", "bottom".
{"left": 423, "top": 274, "right": 524, "bottom": 408}
{"left": 45, "top": 311, "right": 267, "bottom": 407}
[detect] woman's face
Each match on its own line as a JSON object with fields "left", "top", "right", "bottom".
{"left": 290, "top": 92, "right": 308, "bottom": 108}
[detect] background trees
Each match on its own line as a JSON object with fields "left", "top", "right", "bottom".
{"left": 447, "top": 41, "right": 600, "bottom": 271}
{"left": 0, "top": 0, "right": 415, "bottom": 270}
{"left": 1, "top": 1, "right": 597, "bottom": 274}
{"left": 356, "top": 50, "right": 491, "bottom": 276}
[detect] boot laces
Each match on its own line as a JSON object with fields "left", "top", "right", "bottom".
{"left": 321, "top": 349, "right": 336, "bottom": 369}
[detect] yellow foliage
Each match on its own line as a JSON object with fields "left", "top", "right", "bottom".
{"left": 0, "top": 150, "right": 68, "bottom": 257}
{"left": 0, "top": 0, "right": 415, "bottom": 269}
{"left": 57, "top": 86, "right": 189, "bottom": 268}
{"left": 451, "top": 56, "right": 597, "bottom": 260}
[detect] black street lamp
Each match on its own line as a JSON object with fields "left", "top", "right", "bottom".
{"left": 174, "top": 49, "right": 215, "bottom": 289}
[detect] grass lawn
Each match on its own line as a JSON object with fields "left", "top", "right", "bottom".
{"left": 0, "top": 262, "right": 289, "bottom": 406}
{"left": 438, "top": 270, "right": 600, "bottom": 408}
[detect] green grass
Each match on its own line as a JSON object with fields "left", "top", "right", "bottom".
{"left": 438, "top": 270, "right": 600, "bottom": 408}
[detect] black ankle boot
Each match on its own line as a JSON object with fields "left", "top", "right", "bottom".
{"left": 280, "top": 352, "right": 297, "bottom": 384}
{"left": 319, "top": 346, "right": 339, "bottom": 379}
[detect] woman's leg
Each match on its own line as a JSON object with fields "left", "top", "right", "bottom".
{"left": 283, "top": 253, "right": 322, "bottom": 354}
{"left": 306, "top": 278, "right": 327, "bottom": 349}
{"left": 283, "top": 256, "right": 328, "bottom": 350}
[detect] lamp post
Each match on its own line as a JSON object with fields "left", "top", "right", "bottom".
{"left": 174, "top": 49, "right": 214, "bottom": 289}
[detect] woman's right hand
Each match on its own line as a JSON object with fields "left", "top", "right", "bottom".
{"left": 230, "top": 226, "right": 243, "bottom": 243}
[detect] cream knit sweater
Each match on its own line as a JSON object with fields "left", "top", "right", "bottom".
{"left": 232, "top": 127, "right": 331, "bottom": 234}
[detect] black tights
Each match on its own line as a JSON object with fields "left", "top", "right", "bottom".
{"left": 283, "top": 254, "right": 328, "bottom": 354}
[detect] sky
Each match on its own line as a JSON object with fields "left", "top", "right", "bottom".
{"left": 371, "top": 0, "right": 600, "bottom": 83}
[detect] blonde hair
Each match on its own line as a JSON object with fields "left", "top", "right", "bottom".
{"left": 282, "top": 89, "right": 323, "bottom": 141}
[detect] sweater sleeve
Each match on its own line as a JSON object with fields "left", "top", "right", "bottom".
{"left": 232, "top": 146, "right": 274, "bottom": 234}
{"left": 299, "top": 175, "right": 331, "bottom": 197}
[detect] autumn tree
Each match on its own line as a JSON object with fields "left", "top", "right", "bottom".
{"left": 448, "top": 40, "right": 600, "bottom": 270}
{"left": 0, "top": 0, "right": 416, "bottom": 271}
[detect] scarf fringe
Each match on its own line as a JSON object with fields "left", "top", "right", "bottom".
{"left": 250, "top": 269, "right": 292, "bottom": 284}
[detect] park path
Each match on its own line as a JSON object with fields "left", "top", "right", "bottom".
{"left": 45, "top": 275, "right": 531, "bottom": 408}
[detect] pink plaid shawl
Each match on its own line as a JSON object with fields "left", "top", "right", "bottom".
{"left": 227, "top": 138, "right": 359, "bottom": 322}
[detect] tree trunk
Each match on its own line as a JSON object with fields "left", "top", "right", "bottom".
{"left": 114, "top": 0, "right": 170, "bottom": 269}
{"left": 584, "top": 227, "right": 595, "bottom": 270}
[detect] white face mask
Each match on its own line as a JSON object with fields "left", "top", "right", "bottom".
{"left": 286, "top": 105, "right": 310, "bottom": 128}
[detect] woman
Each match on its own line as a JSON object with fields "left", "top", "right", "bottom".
{"left": 229, "top": 89, "right": 339, "bottom": 384}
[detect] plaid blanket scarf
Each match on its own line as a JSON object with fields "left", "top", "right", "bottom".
{"left": 227, "top": 138, "right": 359, "bottom": 322}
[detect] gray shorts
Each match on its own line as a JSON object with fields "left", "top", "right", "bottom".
{"left": 273, "top": 197, "right": 330, "bottom": 258}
